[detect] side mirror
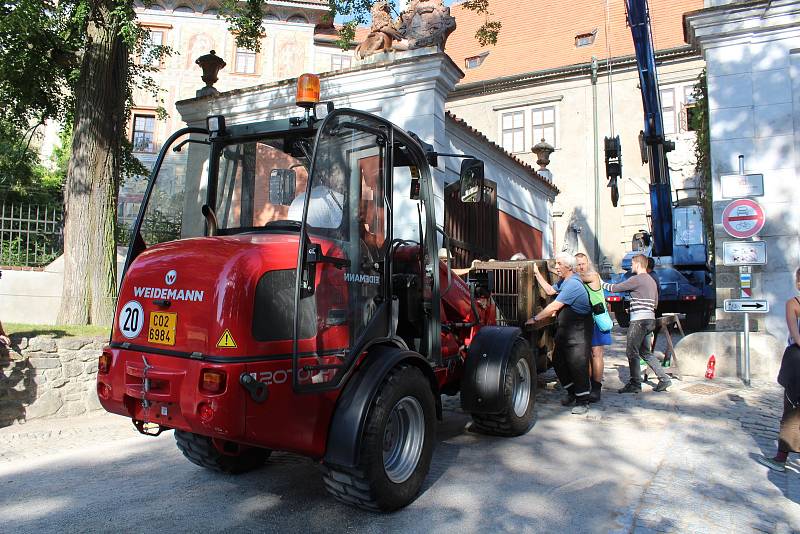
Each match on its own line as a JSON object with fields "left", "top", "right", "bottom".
{"left": 269, "top": 169, "right": 297, "bottom": 205}
{"left": 459, "top": 159, "right": 484, "bottom": 203}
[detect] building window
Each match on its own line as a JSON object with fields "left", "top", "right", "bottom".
{"left": 660, "top": 88, "right": 676, "bottom": 135}
{"left": 532, "top": 106, "right": 556, "bottom": 147}
{"left": 142, "top": 30, "right": 164, "bottom": 67}
{"left": 682, "top": 86, "right": 698, "bottom": 132}
{"left": 501, "top": 111, "right": 525, "bottom": 153}
{"left": 575, "top": 30, "right": 597, "bottom": 47}
{"left": 235, "top": 47, "right": 257, "bottom": 74}
{"left": 331, "top": 54, "right": 352, "bottom": 71}
{"left": 465, "top": 52, "right": 489, "bottom": 69}
{"left": 132, "top": 114, "right": 156, "bottom": 153}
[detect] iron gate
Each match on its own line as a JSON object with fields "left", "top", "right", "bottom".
{"left": 443, "top": 178, "right": 498, "bottom": 268}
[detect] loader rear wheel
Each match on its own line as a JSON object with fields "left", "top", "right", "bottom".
{"left": 471, "top": 339, "right": 536, "bottom": 436}
{"left": 174, "top": 430, "right": 270, "bottom": 474}
{"left": 322, "top": 364, "right": 435, "bottom": 512}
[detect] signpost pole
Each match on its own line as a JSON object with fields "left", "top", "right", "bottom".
{"left": 740, "top": 306, "right": 752, "bottom": 386}
{"left": 738, "top": 155, "right": 751, "bottom": 387}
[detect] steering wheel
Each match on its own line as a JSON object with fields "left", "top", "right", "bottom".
{"left": 264, "top": 220, "right": 302, "bottom": 231}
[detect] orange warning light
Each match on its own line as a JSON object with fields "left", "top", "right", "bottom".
{"left": 296, "top": 73, "right": 320, "bottom": 109}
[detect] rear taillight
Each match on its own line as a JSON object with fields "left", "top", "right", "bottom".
{"left": 606, "top": 296, "right": 622, "bottom": 302}
{"left": 98, "top": 352, "right": 112, "bottom": 374}
{"left": 200, "top": 370, "right": 226, "bottom": 394}
{"left": 97, "top": 383, "right": 111, "bottom": 399}
{"left": 198, "top": 402, "right": 214, "bottom": 422}
{"left": 681, "top": 295, "right": 698, "bottom": 301}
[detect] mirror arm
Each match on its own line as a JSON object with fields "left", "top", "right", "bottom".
{"left": 433, "top": 152, "right": 478, "bottom": 160}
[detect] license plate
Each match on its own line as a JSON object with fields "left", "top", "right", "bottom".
{"left": 148, "top": 312, "right": 176, "bottom": 346}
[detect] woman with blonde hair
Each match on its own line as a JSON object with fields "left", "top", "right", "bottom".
{"left": 574, "top": 253, "right": 612, "bottom": 402}
{"left": 757, "top": 267, "right": 800, "bottom": 472}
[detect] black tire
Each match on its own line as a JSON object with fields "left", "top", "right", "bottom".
{"left": 174, "top": 430, "right": 270, "bottom": 474}
{"left": 613, "top": 304, "right": 630, "bottom": 328}
{"left": 322, "top": 364, "right": 436, "bottom": 512}
{"left": 471, "top": 339, "right": 536, "bottom": 436}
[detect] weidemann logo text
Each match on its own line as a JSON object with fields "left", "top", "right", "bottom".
{"left": 133, "top": 286, "right": 204, "bottom": 302}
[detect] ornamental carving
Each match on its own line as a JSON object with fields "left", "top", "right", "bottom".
{"left": 355, "top": 0, "right": 456, "bottom": 60}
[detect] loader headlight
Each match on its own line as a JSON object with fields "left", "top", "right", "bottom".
{"left": 206, "top": 115, "right": 226, "bottom": 136}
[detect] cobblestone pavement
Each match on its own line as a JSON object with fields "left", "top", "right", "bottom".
{"left": 1, "top": 328, "right": 798, "bottom": 533}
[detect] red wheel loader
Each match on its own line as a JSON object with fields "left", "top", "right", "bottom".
{"left": 97, "top": 75, "right": 536, "bottom": 511}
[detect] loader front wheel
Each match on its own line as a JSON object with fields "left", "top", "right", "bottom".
{"left": 471, "top": 338, "right": 536, "bottom": 436}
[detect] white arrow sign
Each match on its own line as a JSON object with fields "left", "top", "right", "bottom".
{"left": 723, "top": 299, "right": 769, "bottom": 313}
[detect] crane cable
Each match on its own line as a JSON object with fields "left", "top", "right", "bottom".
{"left": 604, "top": 0, "right": 616, "bottom": 138}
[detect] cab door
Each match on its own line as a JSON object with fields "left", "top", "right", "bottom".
{"left": 291, "top": 111, "right": 393, "bottom": 392}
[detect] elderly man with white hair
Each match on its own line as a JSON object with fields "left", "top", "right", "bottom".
{"left": 526, "top": 252, "right": 594, "bottom": 414}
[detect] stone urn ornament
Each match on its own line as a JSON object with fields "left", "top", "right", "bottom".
{"left": 195, "top": 50, "right": 226, "bottom": 97}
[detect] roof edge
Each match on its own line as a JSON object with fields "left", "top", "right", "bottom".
{"left": 450, "top": 45, "right": 700, "bottom": 99}
{"left": 444, "top": 111, "right": 560, "bottom": 196}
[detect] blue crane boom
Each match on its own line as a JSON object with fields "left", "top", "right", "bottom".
{"left": 625, "top": 0, "right": 675, "bottom": 258}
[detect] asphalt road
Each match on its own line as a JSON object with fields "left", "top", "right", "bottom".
{"left": 1, "top": 391, "right": 663, "bottom": 532}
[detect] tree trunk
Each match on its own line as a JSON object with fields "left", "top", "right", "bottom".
{"left": 58, "top": 2, "right": 128, "bottom": 325}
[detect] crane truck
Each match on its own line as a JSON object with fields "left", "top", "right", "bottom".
{"left": 604, "top": 0, "right": 714, "bottom": 331}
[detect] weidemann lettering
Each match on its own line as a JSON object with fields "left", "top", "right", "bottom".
{"left": 133, "top": 286, "right": 205, "bottom": 302}
{"left": 343, "top": 272, "right": 381, "bottom": 285}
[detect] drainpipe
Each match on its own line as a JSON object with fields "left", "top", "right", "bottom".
{"left": 591, "top": 56, "right": 601, "bottom": 265}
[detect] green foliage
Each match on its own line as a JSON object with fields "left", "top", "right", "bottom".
{"left": 0, "top": 121, "right": 65, "bottom": 204}
{"left": 690, "top": 69, "right": 713, "bottom": 259}
{"left": 0, "top": 234, "right": 61, "bottom": 267}
{"left": 475, "top": 20, "right": 502, "bottom": 47}
{"left": 0, "top": 0, "right": 80, "bottom": 130}
{"left": 5, "top": 322, "right": 110, "bottom": 338}
{"left": 219, "top": 0, "right": 266, "bottom": 51}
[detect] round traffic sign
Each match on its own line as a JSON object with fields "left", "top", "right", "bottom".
{"left": 721, "top": 198, "right": 765, "bottom": 239}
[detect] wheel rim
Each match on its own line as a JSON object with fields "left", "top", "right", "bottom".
{"left": 382, "top": 396, "right": 425, "bottom": 484}
{"left": 511, "top": 357, "right": 532, "bottom": 418}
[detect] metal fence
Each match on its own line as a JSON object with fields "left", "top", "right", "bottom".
{"left": 0, "top": 203, "right": 63, "bottom": 267}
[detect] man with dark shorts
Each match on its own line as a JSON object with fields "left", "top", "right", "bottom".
{"left": 527, "top": 252, "right": 593, "bottom": 414}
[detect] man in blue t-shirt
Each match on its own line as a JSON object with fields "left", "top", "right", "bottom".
{"left": 527, "top": 252, "right": 593, "bottom": 414}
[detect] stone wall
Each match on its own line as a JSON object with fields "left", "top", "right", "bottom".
{"left": 0, "top": 335, "right": 104, "bottom": 426}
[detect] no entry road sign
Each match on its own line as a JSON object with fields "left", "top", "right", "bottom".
{"left": 722, "top": 199, "right": 765, "bottom": 239}
{"left": 723, "top": 299, "right": 769, "bottom": 313}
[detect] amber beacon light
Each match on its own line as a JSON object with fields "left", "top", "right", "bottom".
{"left": 296, "top": 73, "right": 321, "bottom": 109}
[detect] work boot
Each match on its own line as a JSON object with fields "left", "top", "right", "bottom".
{"left": 618, "top": 382, "right": 641, "bottom": 394}
{"left": 653, "top": 378, "right": 672, "bottom": 392}
{"left": 571, "top": 402, "right": 589, "bottom": 415}
{"left": 755, "top": 455, "right": 786, "bottom": 473}
{"left": 588, "top": 380, "right": 602, "bottom": 403}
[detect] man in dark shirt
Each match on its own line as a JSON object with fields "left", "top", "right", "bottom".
{"left": 527, "top": 252, "right": 593, "bottom": 414}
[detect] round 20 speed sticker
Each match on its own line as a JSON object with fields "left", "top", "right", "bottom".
{"left": 118, "top": 300, "right": 144, "bottom": 339}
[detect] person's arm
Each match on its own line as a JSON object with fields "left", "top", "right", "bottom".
{"left": 525, "top": 299, "right": 565, "bottom": 326}
{"left": 602, "top": 275, "right": 640, "bottom": 293}
{"left": 787, "top": 298, "right": 800, "bottom": 347}
{"left": 533, "top": 262, "right": 557, "bottom": 296}
{"left": 0, "top": 320, "right": 9, "bottom": 347}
